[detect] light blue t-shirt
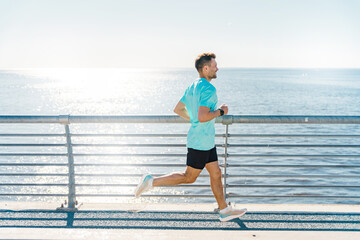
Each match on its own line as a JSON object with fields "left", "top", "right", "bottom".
{"left": 180, "top": 78, "right": 218, "bottom": 150}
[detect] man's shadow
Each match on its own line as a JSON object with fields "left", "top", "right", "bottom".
{"left": 1, "top": 210, "right": 360, "bottom": 231}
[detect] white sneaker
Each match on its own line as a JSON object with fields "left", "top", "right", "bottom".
{"left": 219, "top": 205, "right": 247, "bottom": 222}
{"left": 134, "top": 174, "right": 154, "bottom": 198}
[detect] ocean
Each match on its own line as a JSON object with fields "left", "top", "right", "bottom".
{"left": 1, "top": 68, "right": 360, "bottom": 205}
{"left": 2, "top": 68, "right": 360, "bottom": 116}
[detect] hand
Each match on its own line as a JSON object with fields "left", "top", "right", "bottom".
{"left": 220, "top": 104, "right": 229, "bottom": 115}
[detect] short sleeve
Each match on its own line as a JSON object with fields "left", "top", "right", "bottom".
{"left": 199, "top": 87, "right": 217, "bottom": 109}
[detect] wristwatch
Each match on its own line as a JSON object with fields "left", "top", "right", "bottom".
{"left": 218, "top": 108, "right": 224, "bottom": 116}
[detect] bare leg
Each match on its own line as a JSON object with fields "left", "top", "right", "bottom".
{"left": 153, "top": 166, "right": 202, "bottom": 186}
{"left": 205, "top": 161, "right": 227, "bottom": 210}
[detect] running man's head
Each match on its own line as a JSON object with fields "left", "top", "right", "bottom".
{"left": 195, "top": 53, "right": 218, "bottom": 81}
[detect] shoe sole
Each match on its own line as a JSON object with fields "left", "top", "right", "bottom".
{"left": 219, "top": 208, "right": 247, "bottom": 222}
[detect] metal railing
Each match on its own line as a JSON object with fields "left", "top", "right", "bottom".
{"left": 1, "top": 115, "right": 360, "bottom": 210}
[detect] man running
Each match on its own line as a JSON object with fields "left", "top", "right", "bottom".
{"left": 135, "top": 53, "right": 247, "bottom": 222}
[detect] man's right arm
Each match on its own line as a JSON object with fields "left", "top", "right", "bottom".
{"left": 198, "top": 104, "right": 228, "bottom": 123}
{"left": 173, "top": 101, "right": 190, "bottom": 121}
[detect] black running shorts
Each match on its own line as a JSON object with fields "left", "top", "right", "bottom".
{"left": 186, "top": 147, "right": 218, "bottom": 170}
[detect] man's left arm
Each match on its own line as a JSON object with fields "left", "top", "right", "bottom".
{"left": 174, "top": 101, "right": 190, "bottom": 121}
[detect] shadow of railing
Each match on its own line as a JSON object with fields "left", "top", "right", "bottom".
{"left": 0, "top": 210, "right": 359, "bottom": 231}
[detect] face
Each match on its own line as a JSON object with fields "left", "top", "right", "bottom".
{"left": 204, "top": 58, "right": 218, "bottom": 80}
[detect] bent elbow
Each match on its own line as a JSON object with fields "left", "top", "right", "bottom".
{"left": 198, "top": 116, "right": 206, "bottom": 123}
{"left": 174, "top": 108, "right": 180, "bottom": 115}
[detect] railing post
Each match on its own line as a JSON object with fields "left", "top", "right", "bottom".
{"left": 223, "top": 124, "right": 229, "bottom": 202}
{"left": 57, "top": 115, "right": 78, "bottom": 211}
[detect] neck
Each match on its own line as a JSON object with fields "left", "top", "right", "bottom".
{"left": 199, "top": 73, "right": 211, "bottom": 82}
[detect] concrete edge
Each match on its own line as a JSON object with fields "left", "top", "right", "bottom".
{"left": 1, "top": 201, "right": 360, "bottom": 213}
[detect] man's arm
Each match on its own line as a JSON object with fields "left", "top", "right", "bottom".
{"left": 174, "top": 101, "right": 190, "bottom": 121}
{"left": 198, "top": 104, "right": 228, "bottom": 123}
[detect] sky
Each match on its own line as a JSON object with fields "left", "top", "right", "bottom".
{"left": 0, "top": 0, "right": 359, "bottom": 69}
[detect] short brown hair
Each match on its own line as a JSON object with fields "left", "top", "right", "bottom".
{"left": 195, "top": 53, "right": 216, "bottom": 72}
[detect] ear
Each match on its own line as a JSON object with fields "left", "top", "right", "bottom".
{"left": 203, "top": 65, "right": 208, "bottom": 72}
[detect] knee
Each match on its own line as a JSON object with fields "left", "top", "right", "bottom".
{"left": 184, "top": 174, "right": 198, "bottom": 184}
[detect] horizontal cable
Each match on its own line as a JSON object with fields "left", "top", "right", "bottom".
{"left": 228, "top": 164, "right": 360, "bottom": 168}
{"left": 226, "top": 195, "right": 360, "bottom": 199}
{"left": 75, "top": 173, "right": 210, "bottom": 177}
{"left": 231, "top": 115, "right": 360, "bottom": 124}
{"left": 228, "top": 154, "right": 360, "bottom": 158}
{"left": 0, "top": 173, "right": 68, "bottom": 176}
{"left": 74, "top": 174, "right": 360, "bottom": 178}
{"left": 0, "top": 163, "right": 185, "bottom": 167}
{"left": 0, "top": 153, "right": 187, "bottom": 157}
{"left": 228, "top": 134, "right": 360, "bottom": 138}
{"left": 0, "top": 153, "right": 357, "bottom": 158}
{"left": 75, "top": 184, "right": 209, "bottom": 187}
{"left": 1, "top": 163, "right": 359, "bottom": 169}
{"left": 1, "top": 173, "right": 358, "bottom": 178}
{"left": 0, "top": 144, "right": 66, "bottom": 147}
{"left": 72, "top": 143, "right": 188, "bottom": 148}
{"left": 0, "top": 133, "right": 221, "bottom": 138}
{"left": 0, "top": 193, "right": 358, "bottom": 199}
{"left": 71, "top": 133, "right": 227, "bottom": 138}
{"left": 227, "top": 184, "right": 360, "bottom": 188}
{"left": 74, "top": 163, "right": 186, "bottom": 167}
{"left": 225, "top": 174, "right": 360, "bottom": 178}
{"left": 1, "top": 153, "right": 359, "bottom": 158}
{"left": 75, "top": 194, "right": 214, "bottom": 198}
{"left": 0, "top": 163, "right": 67, "bottom": 166}
{"left": 0, "top": 153, "right": 67, "bottom": 156}
{"left": 0, "top": 173, "right": 178, "bottom": 177}
{"left": 4, "top": 184, "right": 358, "bottom": 189}
{"left": 0, "top": 183, "right": 67, "bottom": 186}
{"left": 1, "top": 133, "right": 358, "bottom": 138}
{"left": 71, "top": 133, "right": 188, "bottom": 137}
{"left": 0, "top": 134, "right": 65, "bottom": 137}
{"left": 0, "top": 194, "right": 67, "bottom": 197}
{"left": 228, "top": 144, "right": 360, "bottom": 148}
{"left": 73, "top": 153, "right": 188, "bottom": 157}
{"left": 74, "top": 184, "right": 360, "bottom": 188}
{"left": 2, "top": 143, "right": 359, "bottom": 148}
{"left": 73, "top": 143, "right": 224, "bottom": 148}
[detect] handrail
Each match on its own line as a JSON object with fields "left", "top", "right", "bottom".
{"left": 1, "top": 115, "right": 360, "bottom": 211}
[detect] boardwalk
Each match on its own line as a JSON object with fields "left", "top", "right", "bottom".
{"left": 0, "top": 202, "right": 360, "bottom": 239}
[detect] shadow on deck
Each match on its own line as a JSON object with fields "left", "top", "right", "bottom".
{"left": 1, "top": 209, "right": 359, "bottom": 231}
